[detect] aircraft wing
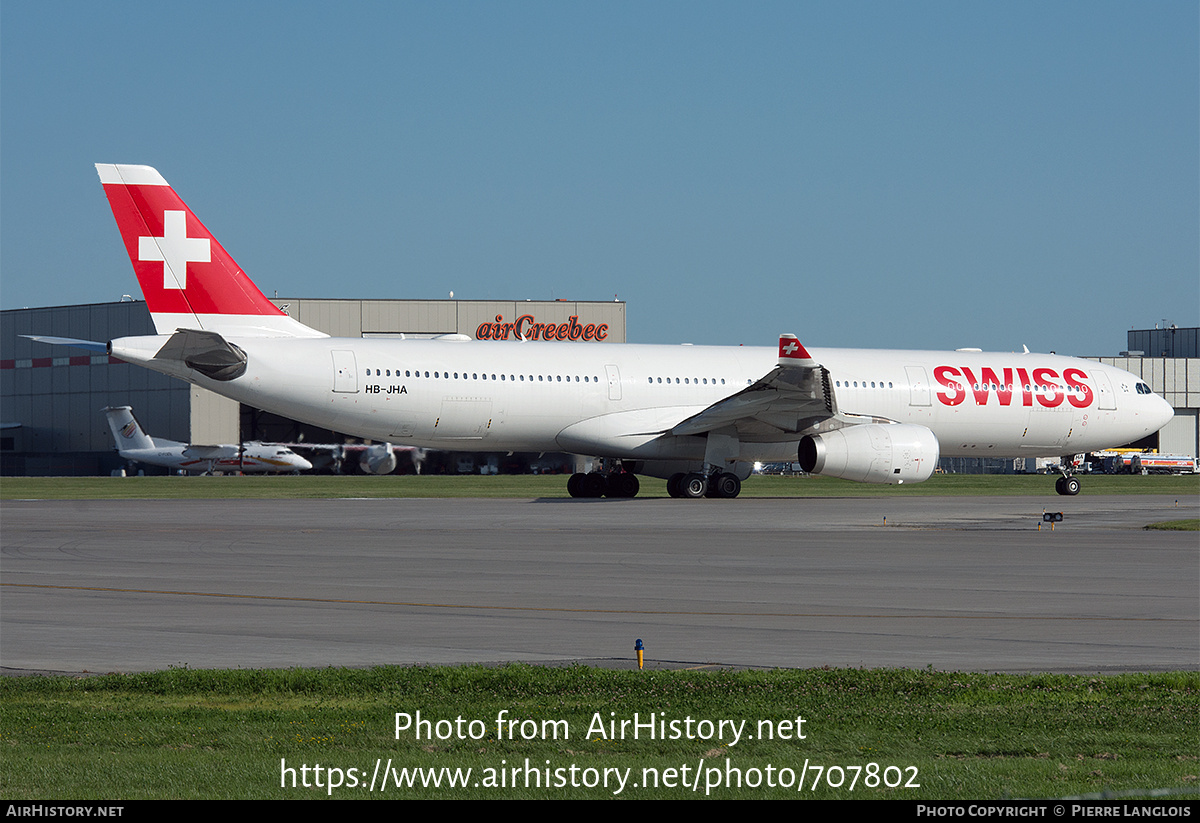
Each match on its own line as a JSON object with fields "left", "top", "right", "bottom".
{"left": 670, "top": 335, "right": 838, "bottom": 440}
{"left": 182, "top": 445, "right": 241, "bottom": 460}
{"left": 284, "top": 443, "right": 424, "bottom": 453}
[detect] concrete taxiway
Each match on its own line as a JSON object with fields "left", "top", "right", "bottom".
{"left": 1, "top": 494, "right": 1196, "bottom": 674}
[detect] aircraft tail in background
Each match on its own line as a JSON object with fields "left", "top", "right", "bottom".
{"left": 103, "top": 405, "right": 159, "bottom": 452}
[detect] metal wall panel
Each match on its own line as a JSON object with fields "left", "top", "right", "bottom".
{"left": 456, "top": 301, "right": 516, "bottom": 336}
{"left": 1, "top": 302, "right": 191, "bottom": 468}
{"left": 276, "top": 298, "right": 626, "bottom": 341}
{"left": 190, "top": 387, "right": 239, "bottom": 444}
{"left": 1158, "top": 410, "right": 1198, "bottom": 457}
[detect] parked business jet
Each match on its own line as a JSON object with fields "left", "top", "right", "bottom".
{"left": 85, "top": 164, "right": 1172, "bottom": 497}
{"left": 103, "top": 405, "right": 312, "bottom": 475}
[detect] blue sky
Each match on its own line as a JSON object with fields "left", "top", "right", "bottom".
{"left": 2, "top": 1, "right": 1196, "bottom": 355}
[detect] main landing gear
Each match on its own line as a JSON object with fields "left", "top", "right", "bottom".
{"left": 666, "top": 471, "right": 742, "bottom": 499}
{"left": 564, "top": 466, "right": 744, "bottom": 500}
{"left": 566, "top": 470, "right": 640, "bottom": 498}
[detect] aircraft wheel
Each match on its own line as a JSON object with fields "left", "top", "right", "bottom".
{"left": 1063, "top": 476, "right": 1081, "bottom": 496}
{"left": 567, "top": 472, "right": 586, "bottom": 498}
{"left": 681, "top": 473, "right": 707, "bottom": 499}
{"left": 713, "top": 472, "right": 741, "bottom": 499}
{"left": 582, "top": 472, "right": 608, "bottom": 498}
{"left": 666, "top": 473, "right": 685, "bottom": 498}
{"left": 608, "top": 472, "right": 639, "bottom": 498}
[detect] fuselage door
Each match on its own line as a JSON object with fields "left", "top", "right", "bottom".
{"left": 1093, "top": 370, "right": 1117, "bottom": 410}
{"left": 605, "top": 365, "right": 622, "bottom": 401}
{"left": 332, "top": 350, "right": 359, "bottom": 393}
{"left": 904, "top": 366, "right": 932, "bottom": 407}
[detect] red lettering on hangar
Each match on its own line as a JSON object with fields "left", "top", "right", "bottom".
{"left": 475, "top": 314, "right": 609, "bottom": 342}
{"left": 934, "top": 365, "right": 1093, "bottom": 408}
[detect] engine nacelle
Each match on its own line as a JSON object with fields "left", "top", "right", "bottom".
{"left": 798, "top": 424, "right": 939, "bottom": 484}
{"left": 359, "top": 443, "right": 398, "bottom": 475}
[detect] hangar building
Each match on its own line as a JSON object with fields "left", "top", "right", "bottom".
{"left": 1, "top": 297, "right": 625, "bottom": 475}
{"left": 1087, "top": 326, "right": 1199, "bottom": 460}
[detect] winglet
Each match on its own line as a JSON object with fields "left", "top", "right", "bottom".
{"left": 778, "top": 334, "right": 816, "bottom": 368}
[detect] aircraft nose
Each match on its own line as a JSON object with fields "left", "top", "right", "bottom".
{"left": 1153, "top": 395, "right": 1174, "bottom": 430}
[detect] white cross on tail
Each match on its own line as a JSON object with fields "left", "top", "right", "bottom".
{"left": 138, "top": 210, "right": 210, "bottom": 289}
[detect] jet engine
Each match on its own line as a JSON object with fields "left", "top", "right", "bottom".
{"left": 358, "top": 443, "right": 398, "bottom": 475}
{"left": 798, "top": 424, "right": 939, "bottom": 484}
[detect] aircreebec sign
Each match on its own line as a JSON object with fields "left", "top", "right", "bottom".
{"left": 476, "top": 314, "right": 609, "bottom": 342}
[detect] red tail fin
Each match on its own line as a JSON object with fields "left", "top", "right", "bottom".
{"left": 96, "top": 164, "right": 322, "bottom": 337}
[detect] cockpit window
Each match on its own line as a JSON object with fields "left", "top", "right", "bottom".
{"left": 1136, "top": 382, "right": 1153, "bottom": 395}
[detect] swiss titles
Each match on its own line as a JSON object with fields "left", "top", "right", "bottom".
{"left": 933, "top": 366, "right": 1093, "bottom": 409}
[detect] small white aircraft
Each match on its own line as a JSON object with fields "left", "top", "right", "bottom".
{"left": 68, "top": 164, "right": 1172, "bottom": 497}
{"left": 103, "top": 405, "right": 312, "bottom": 475}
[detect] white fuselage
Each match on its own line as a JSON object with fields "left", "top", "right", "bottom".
{"left": 116, "top": 441, "right": 312, "bottom": 473}
{"left": 110, "top": 335, "right": 1174, "bottom": 466}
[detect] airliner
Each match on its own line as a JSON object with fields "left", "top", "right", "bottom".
{"left": 103, "top": 405, "right": 313, "bottom": 475}
{"left": 79, "top": 164, "right": 1173, "bottom": 498}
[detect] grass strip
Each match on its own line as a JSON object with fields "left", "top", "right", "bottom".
{"left": 2, "top": 665, "right": 1196, "bottom": 799}
{"left": 1144, "top": 519, "right": 1200, "bottom": 531}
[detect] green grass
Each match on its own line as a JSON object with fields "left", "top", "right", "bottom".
{"left": 2, "top": 472, "right": 1197, "bottom": 500}
{"left": 1145, "top": 519, "right": 1200, "bottom": 531}
{"left": 1, "top": 665, "right": 1196, "bottom": 800}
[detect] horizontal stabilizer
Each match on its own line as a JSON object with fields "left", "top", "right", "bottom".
{"left": 20, "top": 335, "right": 108, "bottom": 353}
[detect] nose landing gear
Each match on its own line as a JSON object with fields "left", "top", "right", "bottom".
{"left": 1055, "top": 474, "right": 1081, "bottom": 496}
{"left": 1054, "top": 454, "right": 1084, "bottom": 496}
